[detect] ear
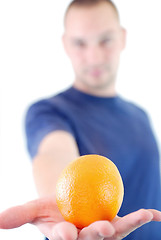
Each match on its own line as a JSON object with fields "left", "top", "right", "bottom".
{"left": 62, "top": 33, "right": 69, "bottom": 55}
{"left": 120, "top": 27, "right": 127, "bottom": 50}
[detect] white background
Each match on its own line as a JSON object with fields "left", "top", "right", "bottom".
{"left": 0, "top": 0, "right": 161, "bottom": 239}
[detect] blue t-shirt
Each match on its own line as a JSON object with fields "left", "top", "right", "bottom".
{"left": 25, "top": 87, "right": 161, "bottom": 240}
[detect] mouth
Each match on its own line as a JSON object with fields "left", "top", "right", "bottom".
{"left": 87, "top": 67, "right": 105, "bottom": 78}
{"left": 90, "top": 69, "right": 102, "bottom": 77}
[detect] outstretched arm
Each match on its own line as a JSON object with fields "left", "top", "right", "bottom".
{"left": 0, "top": 196, "right": 161, "bottom": 240}
{"left": 1, "top": 130, "right": 161, "bottom": 239}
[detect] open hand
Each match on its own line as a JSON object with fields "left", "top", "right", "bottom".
{"left": 0, "top": 196, "right": 161, "bottom": 240}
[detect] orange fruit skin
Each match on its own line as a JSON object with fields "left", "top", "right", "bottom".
{"left": 56, "top": 154, "right": 124, "bottom": 229}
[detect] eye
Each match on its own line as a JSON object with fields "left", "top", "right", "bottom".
{"left": 100, "top": 38, "right": 112, "bottom": 46}
{"left": 73, "top": 39, "right": 86, "bottom": 48}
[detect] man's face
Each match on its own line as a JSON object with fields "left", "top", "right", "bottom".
{"left": 63, "top": 2, "right": 126, "bottom": 94}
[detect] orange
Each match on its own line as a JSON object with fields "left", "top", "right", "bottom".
{"left": 56, "top": 154, "right": 124, "bottom": 229}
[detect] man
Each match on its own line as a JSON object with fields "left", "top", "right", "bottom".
{"left": 0, "top": 0, "right": 161, "bottom": 239}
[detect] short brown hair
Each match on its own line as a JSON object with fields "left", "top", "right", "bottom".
{"left": 64, "top": 0, "right": 120, "bottom": 23}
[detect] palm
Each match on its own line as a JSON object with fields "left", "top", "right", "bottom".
{"left": 0, "top": 196, "right": 161, "bottom": 240}
{"left": 30, "top": 197, "right": 78, "bottom": 239}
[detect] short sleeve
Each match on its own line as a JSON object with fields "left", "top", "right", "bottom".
{"left": 25, "top": 99, "right": 75, "bottom": 159}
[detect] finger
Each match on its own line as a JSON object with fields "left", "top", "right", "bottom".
{"left": 0, "top": 197, "right": 62, "bottom": 229}
{"left": 113, "top": 209, "right": 153, "bottom": 239}
{"left": 78, "top": 221, "right": 115, "bottom": 240}
{"left": 148, "top": 209, "right": 161, "bottom": 221}
{"left": 51, "top": 222, "right": 78, "bottom": 240}
{"left": 0, "top": 204, "right": 37, "bottom": 229}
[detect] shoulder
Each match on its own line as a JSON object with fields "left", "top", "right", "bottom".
{"left": 119, "top": 97, "right": 149, "bottom": 121}
{"left": 25, "top": 88, "right": 70, "bottom": 119}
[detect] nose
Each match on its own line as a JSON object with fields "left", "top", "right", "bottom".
{"left": 85, "top": 45, "right": 104, "bottom": 65}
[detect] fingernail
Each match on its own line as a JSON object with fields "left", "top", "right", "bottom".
{"left": 98, "top": 233, "right": 106, "bottom": 239}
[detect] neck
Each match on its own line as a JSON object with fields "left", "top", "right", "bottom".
{"left": 73, "top": 81, "right": 117, "bottom": 97}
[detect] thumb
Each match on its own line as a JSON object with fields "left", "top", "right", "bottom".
{"left": 0, "top": 202, "right": 38, "bottom": 229}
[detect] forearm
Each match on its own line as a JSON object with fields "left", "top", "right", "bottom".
{"left": 33, "top": 154, "right": 61, "bottom": 197}
{"left": 32, "top": 131, "right": 79, "bottom": 197}
{"left": 33, "top": 153, "right": 73, "bottom": 197}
